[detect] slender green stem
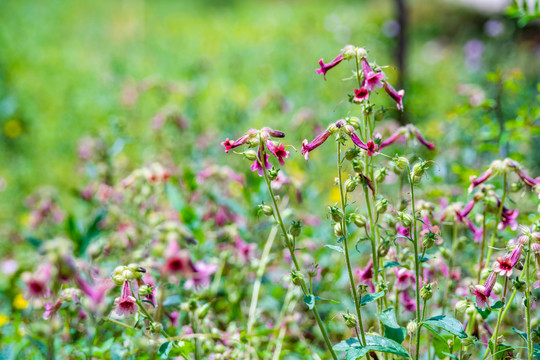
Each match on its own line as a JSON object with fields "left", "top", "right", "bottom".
{"left": 258, "top": 141, "right": 338, "bottom": 360}
{"left": 525, "top": 239, "right": 532, "bottom": 360}
{"left": 485, "top": 175, "right": 507, "bottom": 267}
{"left": 337, "top": 142, "right": 369, "bottom": 353}
{"left": 407, "top": 168, "right": 422, "bottom": 360}
{"left": 477, "top": 206, "right": 488, "bottom": 284}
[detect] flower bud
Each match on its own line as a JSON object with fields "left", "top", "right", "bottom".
{"left": 510, "top": 181, "right": 523, "bottom": 193}
{"left": 357, "top": 284, "right": 369, "bottom": 295}
{"left": 375, "top": 198, "right": 389, "bottom": 215}
{"left": 289, "top": 220, "right": 302, "bottom": 237}
{"left": 347, "top": 117, "right": 361, "bottom": 129}
{"left": 242, "top": 151, "right": 258, "bottom": 161}
{"left": 411, "top": 174, "right": 422, "bottom": 185}
{"left": 447, "top": 339, "right": 454, "bottom": 348}
{"left": 512, "top": 278, "right": 526, "bottom": 292}
{"left": 378, "top": 242, "right": 390, "bottom": 257}
{"left": 188, "top": 299, "right": 198, "bottom": 311}
{"left": 267, "top": 168, "right": 279, "bottom": 181}
{"left": 112, "top": 275, "right": 125, "bottom": 286}
{"left": 395, "top": 157, "right": 409, "bottom": 171}
{"left": 352, "top": 159, "right": 365, "bottom": 173}
{"left": 465, "top": 305, "right": 476, "bottom": 316}
{"left": 398, "top": 212, "right": 413, "bottom": 227}
{"left": 484, "top": 195, "right": 498, "bottom": 212}
{"left": 531, "top": 243, "right": 540, "bottom": 254}
{"left": 384, "top": 214, "right": 397, "bottom": 228}
{"left": 342, "top": 310, "right": 357, "bottom": 329}
{"left": 345, "top": 178, "right": 357, "bottom": 192}
{"left": 113, "top": 266, "right": 126, "bottom": 276}
{"left": 334, "top": 223, "right": 344, "bottom": 237}
{"left": 375, "top": 168, "right": 388, "bottom": 183}
{"left": 308, "top": 264, "right": 320, "bottom": 278}
{"left": 420, "top": 283, "right": 433, "bottom": 300}
{"left": 461, "top": 336, "right": 476, "bottom": 347}
{"left": 342, "top": 45, "right": 357, "bottom": 60}
{"left": 407, "top": 321, "right": 418, "bottom": 335}
{"left": 422, "top": 236, "right": 435, "bottom": 250}
{"left": 399, "top": 199, "right": 409, "bottom": 212}
{"left": 139, "top": 285, "right": 153, "bottom": 297}
{"left": 493, "top": 282, "right": 503, "bottom": 296}
{"left": 122, "top": 269, "right": 133, "bottom": 280}
{"left": 356, "top": 47, "right": 368, "bottom": 59}
{"left": 455, "top": 300, "right": 470, "bottom": 314}
{"left": 291, "top": 270, "right": 304, "bottom": 287}
{"left": 344, "top": 147, "right": 360, "bottom": 160}
{"left": 328, "top": 205, "right": 344, "bottom": 223}
{"left": 351, "top": 214, "right": 367, "bottom": 228}
{"left": 440, "top": 247, "right": 451, "bottom": 260}
{"left": 283, "top": 234, "right": 295, "bottom": 248}
{"left": 149, "top": 322, "right": 163, "bottom": 334}
{"left": 258, "top": 204, "right": 274, "bottom": 216}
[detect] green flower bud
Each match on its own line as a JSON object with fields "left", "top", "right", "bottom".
{"left": 375, "top": 167, "right": 388, "bottom": 183}
{"left": 447, "top": 339, "right": 454, "bottom": 348}
{"left": 242, "top": 151, "right": 258, "bottom": 161}
{"left": 375, "top": 198, "right": 389, "bottom": 214}
{"left": 461, "top": 337, "right": 476, "bottom": 347}
{"left": 328, "top": 205, "right": 344, "bottom": 223}
{"left": 352, "top": 158, "right": 365, "bottom": 173}
{"left": 351, "top": 214, "right": 367, "bottom": 228}
{"left": 398, "top": 212, "right": 413, "bottom": 227}
{"left": 422, "top": 236, "right": 435, "bottom": 250}
{"left": 399, "top": 198, "right": 409, "bottom": 212}
{"left": 345, "top": 178, "right": 358, "bottom": 192}
{"left": 465, "top": 305, "right": 476, "bottom": 316}
{"left": 377, "top": 241, "right": 390, "bottom": 257}
{"left": 291, "top": 270, "right": 304, "bottom": 287}
{"left": 412, "top": 174, "right": 422, "bottom": 185}
{"left": 139, "top": 285, "right": 153, "bottom": 297}
{"left": 342, "top": 310, "right": 357, "bottom": 329}
{"left": 356, "top": 47, "right": 367, "bottom": 59}
{"left": 149, "top": 322, "right": 163, "bottom": 334}
{"left": 122, "top": 270, "right": 134, "bottom": 281}
{"left": 395, "top": 157, "right": 409, "bottom": 171}
{"left": 188, "top": 299, "right": 198, "bottom": 312}
{"left": 289, "top": 220, "right": 302, "bottom": 237}
{"left": 113, "top": 266, "right": 126, "bottom": 276}
{"left": 347, "top": 117, "right": 361, "bottom": 129}
{"left": 357, "top": 284, "right": 369, "bottom": 296}
{"left": 510, "top": 181, "right": 523, "bottom": 193}
{"left": 334, "top": 223, "right": 344, "bottom": 237}
{"left": 407, "top": 321, "right": 418, "bottom": 335}
{"left": 455, "top": 300, "right": 470, "bottom": 314}
{"left": 384, "top": 214, "right": 397, "bottom": 228}
{"left": 344, "top": 147, "right": 360, "bottom": 160}
{"left": 267, "top": 168, "right": 279, "bottom": 181}
{"left": 342, "top": 45, "right": 357, "bottom": 60}
{"left": 308, "top": 264, "right": 320, "bottom": 278}
{"left": 421, "top": 283, "right": 434, "bottom": 300}
{"left": 112, "top": 275, "right": 125, "bottom": 286}
{"left": 512, "top": 278, "right": 526, "bottom": 292}
{"left": 258, "top": 204, "right": 274, "bottom": 216}
{"left": 440, "top": 247, "right": 451, "bottom": 260}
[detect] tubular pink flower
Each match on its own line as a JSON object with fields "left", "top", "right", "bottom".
{"left": 301, "top": 130, "right": 332, "bottom": 160}
{"left": 251, "top": 153, "right": 272, "bottom": 176}
{"left": 361, "top": 58, "right": 385, "bottom": 91}
{"left": 184, "top": 261, "right": 218, "bottom": 290}
{"left": 221, "top": 129, "right": 258, "bottom": 153}
{"left": 497, "top": 207, "right": 519, "bottom": 231}
{"left": 395, "top": 268, "right": 415, "bottom": 290}
{"left": 22, "top": 263, "right": 52, "bottom": 300}
{"left": 353, "top": 87, "right": 370, "bottom": 102}
{"left": 348, "top": 133, "right": 378, "bottom": 157}
{"left": 456, "top": 199, "right": 477, "bottom": 222}
{"left": 493, "top": 245, "right": 521, "bottom": 277}
{"left": 400, "top": 290, "right": 416, "bottom": 312}
{"left": 468, "top": 167, "right": 494, "bottom": 193}
{"left": 356, "top": 259, "right": 374, "bottom": 283}
{"left": 114, "top": 281, "right": 138, "bottom": 317}
{"left": 464, "top": 218, "right": 483, "bottom": 243}
{"left": 266, "top": 140, "right": 290, "bottom": 166}
{"left": 379, "top": 128, "right": 406, "bottom": 149}
{"left": 470, "top": 272, "right": 497, "bottom": 310}
{"left": 162, "top": 241, "right": 197, "bottom": 276}
{"left": 43, "top": 299, "right": 63, "bottom": 320}
{"left": 383, "top": 82, "right": 404, "bottom": 111}
{"left": 261, "top": 127, "right": 285, "bottom": 138}
{"left": 414, "top": 128, "right": 435, "bottom": 150}
{"left": 315, "top": 54, "right": 344, "bottom": 80}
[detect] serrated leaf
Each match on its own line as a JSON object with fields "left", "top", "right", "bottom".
{"left": 422, "top": 315, "right": 467, "bottom": 338}
{"left": 333, "top": 335, "right": 410, "bottom": 358}
{"left": 303, "top": 295, "right": 315, "bottom": 310}
{"left": 360, "top": 291, "right": 385, "bottom": 306}
{"left": 325, "top": 244, "right": 344, "bottom": 253}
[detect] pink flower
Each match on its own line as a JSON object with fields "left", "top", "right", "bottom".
{"left": 395, "top": 268, "right": 415, "bottom": 290}
{"left": 356, "top": 259, "right": 375, "bottom": 292}
{"left": 383, "top": 82, "right": 404, "bottom": 111}
{"left": 22, "top": 263, "right": 52, "bottom": 300}
{"left": 75, "top": 275, "right": 113, "bottom": 304}
{"left": 43, "top": 299, "right": 63, "bottom": 320}
{"left": 266, "top": 140, "right": 290, "bottom": 166}
{"left": 468, "top": 168, "right": 493, "bottom": 193}
{"left": 497, "top": 207, "right": 519, "bottom": 231}
{"left": 361, "top": 58, "right": 385, "bottom": 91}
{"left": 493, "top": 245, "right": 522, "bottom": 277}
{"left": 465, "top": 218, "right": 483, "bottom": 243}
{"left": 348, "top": 132, "right": 378, "bottom": 156}
{"left": 162, "top": 241, "right": 197, "bottom": 276}
{"left": 470, "top": 272, "right": 497, "bottom": 310}
{"left": 353, "top": 83, "right": 370, "bottom": 103}
{"left": 235, "top": 236, "right": 255, "bottom": 264}
{"left": 250, "top": 153, "right": 272, "bottom": 177}
{"left": 315, "top": 54, "right": 344, "bottom": 80}
{"left": 396, "top": 224, "right": 410, "bottom": 243}
{"left": 114, "top": 281, "right": 138, "bottom": 317}
{"left": 399, "top": 290, "right": 416, "bottom": 312}
{"left": 184, "top": 261, "right": 218, "bottom": 290}
{"left": 301, "top": 130, "right": 332, "bottom": 160}
{"left": 221, "top": 129, "right": 258, "bottom": 153}
{"left": 457, "top": 199, "right": 477, "bottom": 222}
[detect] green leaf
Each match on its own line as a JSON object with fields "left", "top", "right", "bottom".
{"left": 422, "top": 315, "right": 467, "bottom": 338}
{"left": 377, "top": 308, "right": 406, "bottom": 343}
{"left": 79, "top": 209, "right": 106, "bottom": 255}
{"left": 476, "top": 305, "right": 491, "bottom": 319}
{"left": 314, "top": 296, "right": 339, "bottom": 304}
{"left": 303, "top": 295, "right": 315, "bottom": 310}
{"left": 345, "top": 348, "right": 369, "bottom": 360}
{"left": 490, "top": 300, "right": 504, "bottom": 310}
{"left": 360, "top": 291, "right": 385, "bottom": 306}
{"left": 158, "top": 341, "right": 174, "bottom": 359}
{"left": 418, "top": 254, "right": 435, "bottom": 263}
{"left": 333, "top": 335, "right": 410, "bottom": 358}
{"left": 325, "top": 244, "right": 344, "bottom": 253}
{"left": 382, "top": 261, "right": 407, "bottom": 270}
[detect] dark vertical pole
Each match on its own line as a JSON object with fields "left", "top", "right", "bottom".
{"left": 395, "top": 0, "right": 407, "bottom": 124}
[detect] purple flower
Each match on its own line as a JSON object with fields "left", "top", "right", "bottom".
{"left": 465, "top": 218, "right": 483, "bottom": 243}
{"left": 114, "top": 281, "right": 138, "bottom": 317}
{"left": 498, "top": 207, "right": 519, "bottom": 231}
{"left": 493, "top": 245, "right": 522, "bottom": 277}
{"left": 383, "top": 82, "right": 404, "bottom": 111}
{"left": 184, "top": 261, "right": 218, "bottom": 290}
{"left": 456, "top": 199, "right": 477, "bottom": 222}
{"left": 361, "top": 58, "right": 385, "bottom": 91}
{"left": 400, "top": 290, "right": 416, "bottom": 312}
{"left": 353, "top": 79, "right": 370, "bottom": 102}
{"left": 250, "top": 153, "right": 272, "bottom": 176}
{"left": 43, "top": 299, "right": 63, "bottom": 320}
{"left": 315, "top": 54, "right": 344, "bottom": 80}
{"left": 468, "top": 168, "right": 493, "bottom": 193}
{"left": 266, "top": 140, "right": 290, "bottom": 166}
{"left": 414, "top": 129, "right": 434, "bottom": 150}
{"left": 261, "top": 127, "right": 285, "bottom": 138}
{"left": 470, "top": 271, "right": 497, "bottom": 310}
{"left": 301, "top": 130, "right": 332, "bottom": 160}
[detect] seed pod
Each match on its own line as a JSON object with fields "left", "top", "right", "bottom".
{"left": 351, "top": 214, "right": 367, "bottom": 228}
{"left": 291, "top": 270, "right": 304, "bottom": 286}
{"left": 342, "top": 310, "right": 357, "bottom": 329}
{"left": 352, "top": 159, "right": 365, "bottom": 173}
{"left": 328, "top": 205, "right": 344, "bottom": 223}
{"left": 375, "top": 167, "right": 388, "bottom": 183}
{"left": 395, "top": 157, "right": 409, "bottom": 171}
{"left": 345, "top": 178, "right": 357, "bottom": 192}
{"left": 398, "top": 212, "right": 413, "bottom": 227}
{"left": 455, "top": 300, "right": 469, "bottom": 314}
{"left": 344, "top": 147, "right": 360, "bottom": 160}
{"left": 242, "top": 151, "right": 258, "bottom": 161}
{"left": 289, "top": 220, "right": 302, "bottom": 237}
{"left": 259, "top": 204, "right": 274, "bottom": 216}
{"left": 375, "top": 198, "right": 388, "bottom": 214}
{"left": 407, "top": 321, "right": 418, "bottom": 335}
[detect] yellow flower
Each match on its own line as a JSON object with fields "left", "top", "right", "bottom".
{"left": 0, "top": 314, "right": 10, "bottom": 327}
{"left": 13, "top": 294, "right": 29, "bottom": 310}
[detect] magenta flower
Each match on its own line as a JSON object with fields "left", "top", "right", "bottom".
{"left": 470, "top": 271, "right": 497, "bottom": 310}
{"left": 114, "top": 281, "right": 138, "bottom": 317}
{"left": 465, "top": 218, "right": 483, "bottom": 243}
{"left": 356, "top": 259, "right": 375, "bottom": 292}
{"left": 251, "top": 153, "right": 272, "bottom": 176}
{"left": 396, "top": 224, "right": 410, "bottom": 243}
{"left": 161, "top": 241, "right": 197, "bottom": 276}
{"left": 301, "top": 130, "right": 332, "bottom": 160}
{"left": 22, "top": 263, "right": 52, "bottom": 300}
{"left": 379, "top": 128, "right": 406, "bottom": 149}
{"left": 468, "top": 168, "right": 494, "bottom": 193}
{"left": 493, "top": 245, "right": 522, "bottom": 277}
{"left": 379, "top": 125, "right": 433, "bottom": 150}
{"left": 400, "top": 290, "right": 417, "bottom": 312}
{"left": 457, "top": 199, "right": 477, "bottom": 222}
{"left": 221, "top": 129, "right": 258, "bottom": 153}
{"left": 498, "top": 207, "right": 519, "bottom": 231}
{"left": 349, "top": 132, "right": 378, "bottom": 157}
{"left": 383, "top": 82, "right": 404, "bottom": 111}
{"left": 266, "top": 140, "right": 290, "bottom": 166}
{"left": 75, "top": 275, "right": 113, "bottom": 304}
{"left": 414, "top": 129, "right": 434, "bottom": 150}
{"left": 315, "top": 53, "right": 344, "bottom": 80}
{"left": 395, "top": 268, "right": 415, "bottom": 290}
{"left": 184, "top": 261, "right": 218, "bottom": 290}
{"left": 235, "top": 236, "right": 256, "bottom": 264}
{"left": 361, "top": 58, "right": 385, "bottom": 91}
{"left": 261, "top": 127, "right": 285, "bottom": 138}
{"left": 353, "top": 80, "right": 370, "bottom": 103}
{"left": 43, "top": 299, "right": 63, "bottom": 320}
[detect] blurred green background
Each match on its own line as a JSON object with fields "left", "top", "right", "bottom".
{"left": 0, "top": 0, "right": 539, "bottom": 223}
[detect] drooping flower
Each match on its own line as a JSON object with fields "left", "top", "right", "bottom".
{"left": 400, "top": 290, "right": 417, "bottom": 312}
{"left": 22, "top": 263, "right": 52, "bottom": 300}
{"left": 456, "top": 198, "right": 477, "bottom": 222}
{"left": 348, "top": 132, "right": 378, "bottom": 157}
{"left": 493, "top": 245, "right": 522, "bottom": 277}
{"left": 361, "top": 58, "right": 385, "bottom": 91}
{"left": 250, "top": 153, "right": 272, "bottom": 177}
{"left": 383, "top": 82, "right": 404, "bottom": 111}
{"left": 266, "top": 140, "right": 290, "bottom": 166}
{"left": 468, "top": 168, "right": 494, "bottom": 193}
{"left": 379, "top": 125, "right": 433, "bottom": 150}
{"left": 470, "top": 271, "right": 497, "bottom": 310}
{"left": 497, "top": 207, "right": 519, "bottom": 231}
{"left": 221, "top": 129, "right": 258, "bottom": 153}
{"left": 114, "top": 281, "right": 138, "bottom": 317}
{"left": 161, "top": 241, "right": 197, "bottom": 276}
{"left": 315, "top": 54, "right": 344, "bottom": 80}
{"left": 301, "top": 130, "right": 333, "bottom": 160}
{"left": 43, "top": 299, "right": 63, "bottom": 320}
{"left": 356, "top": 259, "right": 375, "bottom": 292}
